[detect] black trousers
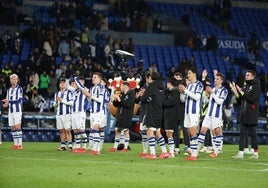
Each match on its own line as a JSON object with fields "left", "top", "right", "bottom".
{"left": 174, "top": 120, "right": 190, "bottom": 148}
{"left": 239, "top": 124, "right": 258, "bottom": 151}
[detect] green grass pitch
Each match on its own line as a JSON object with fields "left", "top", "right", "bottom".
{"left": 0, "top": 142, "right": 268, "bottom": 188}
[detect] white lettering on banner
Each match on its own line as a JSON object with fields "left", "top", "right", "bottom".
{"left": 217, "top": 40, "right": 246, "bottom": 50}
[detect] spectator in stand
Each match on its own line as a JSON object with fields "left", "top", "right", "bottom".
{"left": 0, "top": 76, "right": 8, "bottom": 99}
{"left": 13, "top": 32, "right": 21, "bottom": 54}
{"left": 119, "top": 38, "right": 127, "bottom": 51}
{"left": 101, "top": 16, "right": 109, "bottom": 31}
{"left": 39, "top": 70, "right": 50, "bottom": 97}
{"left": 125, "top": 13, "right": 131, "bottom": 31}
{"left": 167, "top": 66, "right": 176, "bottom": 78}
{"left": 118, "top": 17, "right": 127, "bottom": 31}
{"left": 146, "top": 15, "right": 153, "bottom": 33}
{"left": 181, "top": 10, "right": 190, "bottom": 26}
{"left": 43, "top": 39, "right": 53, "bottom": 57}
{"left": 148, "top": 63, "right": 158, "bottom": 73}
{"left": 80, "top": 27, "right": 90, "bottom": 58}
{"left": 205, "top": 34, "right": 218, "bottom": 53}
{"left": 131, "top": 12, "right": 139, "bottom": 32}
{"left": 58, "top": 37, "right": 70, "bottom": 61}
{"left": 95, "top": 29, "right": 106, "bottom": 58}
{"left": 247, "top": 31, "right": 260, "bottom": 59}
{"left": 193, "top": 33, "right": 202, "bottom": 51}
{"left": 139, "top": 14, "right": 147, "bottom": 32}
{"left": 1, "top": 64, "right": 12, "bottom": 76}
{"left": 153, "top": 15, "right": 162, "bottom": 33}
{"left": 127, "top": 37, "right": 135, "bottom": 53}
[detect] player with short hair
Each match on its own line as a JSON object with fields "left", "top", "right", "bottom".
{"left": 2, "top": 74, "right": 23, "bottom": 149}
{"left": 197, "top": 72, "right": 228, "bottom": 158}
{"left": 140, "top": 72, "right": 168, "bottom": 159}
{"left": 83, "top": 72, "right": 107, "bottom": 155}
{"left": 99, "top": 77, "right": 110, "bottom": 150}
{"left": 70, "top": 77, "right": 89, "bottom": 153}
{"left": 163, "top": 77, "right": 181, "bottom": 158}
{"left": 54, "top": 77, "right": 73, "bottom": 151}
{"left": 179, "top": 68, "right": 203, "bottom": 161}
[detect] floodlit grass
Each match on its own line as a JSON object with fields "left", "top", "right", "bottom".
{"left": 0, "top": 142, "right": 268, "bottom": 188}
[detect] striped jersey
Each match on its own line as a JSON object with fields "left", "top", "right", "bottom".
{"left": 185, "top": 80, "right": 203, "bottom": 115}
{"left": 207, "top": 86, "right": 228, "bottom": 118}
{"left": 72, "top": 88, "right": 89, "bottom": 113}
{"left": 6, "top": 85, "right": 23, "bottom": 113}
{"left": 103, "top": 87, "right": 111, "bottom": 112}
{"left": 54, "top": 89, "right": 73, "bottom": 115}
{"left": 89, "top": 83, "right": 108, "bottom": 114}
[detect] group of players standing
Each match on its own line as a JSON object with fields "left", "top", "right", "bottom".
{"left": 2, "top": 66, "right": 261, "bottom": 160}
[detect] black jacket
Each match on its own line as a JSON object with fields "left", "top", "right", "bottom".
{"left": 237, "top": 78, "right": 261, "bottom": 125}
{"left": 113, "top": 89, "right": 135, "bottom": 129}
{"left": 163, "top": 88, "right": 181, "bottom": 129}
{"left": 140, "top": 80, "right": 164, "bottom": 128}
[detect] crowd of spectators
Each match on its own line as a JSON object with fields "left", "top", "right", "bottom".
{"left": 0, "top": 0, "right": 266, "bottom": 115}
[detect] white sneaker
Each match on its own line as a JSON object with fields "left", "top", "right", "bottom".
{"left": 200, "top": 146, "right": 207, "bottom": 153}
{"left": 249, "top": 149, "right": 254, "bottom": 155}
{"left": 174, "top": 148, "right": 180, "bottom": 155}
{"left": 184, "top": 148, "right": 192, "bottom": 156}
{"left": 243, "top": 148, "right": 249, "bottom": 154}
{"left": 244, "top": 148, "right": 254, "bottom": 155}
{"left": 169, "top": 152, "right": 175, "bottom": 158}
{"left": 232, "top": 153, "right": 244, "bottom": 159}
{"left": 249, "top": 154, "right": 259, "bottom": 159}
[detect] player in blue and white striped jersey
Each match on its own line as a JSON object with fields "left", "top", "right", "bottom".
{"left": 54, "top": 77, "right": 73, "bottom": 151}
{"left": 82, "top": 72, "right": 107, "bottom": 155}
{"left": 2, "top": 74, "right": 23, "bottom": 150}
{"left": 179, "top": 68, "right": 203, "bottom": 161}
{"left": 197, "top": 71, "right": 228, "bottom": 158}
{"left": 70, "top": 77, "right": 89, "bottom": 153}
{"left": 99, "top": 77, "right": 110, "bottom": 150}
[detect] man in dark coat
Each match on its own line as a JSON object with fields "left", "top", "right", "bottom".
{"left": 163, "top": 77, "right": 181, "bottom": 158}
{"left": 109, "top": 82, "right": 135, "bottom": 152}
{"left": 140, "top": 72, "right": 168, "bottom": 159}
{"left": 230, "top": 70, "right": 261, "bottom": 159}
{"left": 0, "top": 100, "right": 3, "bottom": 144}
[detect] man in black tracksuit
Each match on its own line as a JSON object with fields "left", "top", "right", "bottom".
{"left": 163, "top": 77, "right": 181, "bottom": 158}
{"left": 140, "top": 72, "right": 168, "bottom": 159}
{"left": 230, "top": 70, "right": 261, "bottom": 159}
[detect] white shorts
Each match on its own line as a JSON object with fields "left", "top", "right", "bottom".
{"left": 184, "top": 114, "right": 200, "bottom": 128}
{"left": 72, "top": 112, "right": 86, "bottom": 130}
{"left": 56, "top": 114, "right": 72, "bottom": 130}
{"left": 90, "top": 111, "right": 107, "bottom": 128}
{"left": 139, "top": 122, "right": 147, "bottom": 131}
{"left": 8, "top": 112, "right": 22, "bottom": 127}
{"left": 202, "top": 116, "right": 223, "bottom": 130}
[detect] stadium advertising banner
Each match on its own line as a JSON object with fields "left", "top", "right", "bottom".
{"left": 217, "top": 37, "right": 247, "bottom": 51}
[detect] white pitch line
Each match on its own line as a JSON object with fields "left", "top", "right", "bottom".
{"left": 1, "top": 156, "right": 268, "bottom": 173}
